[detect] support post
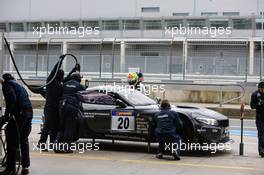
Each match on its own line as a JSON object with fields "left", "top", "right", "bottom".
{"left": 62, "top": 41, "right": 68, "bottom": 71}
{"left": 183, "top": 39, "right": 188, "bottom": 80}
{"left": 9, "top": 42, "right": 14, "bottom": 73}
{"left": 239, "top": 103, "right": 245, "bottom": 156}
{"left": 120, "top": 41, "right": 125, "bottom": 73}
{"left": 261, "top": 39, "right": 263, "bottom": 81}
{"left": 0, "top": 32, "right": 4, "bottom": 156}
{"left": 249, "top": 40, "right": 254, "bottom": 75}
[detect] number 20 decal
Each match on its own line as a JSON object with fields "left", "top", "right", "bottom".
{"left": 117, "top": 117, "right": 130, "bottom": 129}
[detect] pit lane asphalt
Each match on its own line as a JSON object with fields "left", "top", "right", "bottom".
{"left": 23, "top": 112, "right": 262, "bottom": 175}
{"left": 0, "top": 110, "right": 261, "bottom": 175}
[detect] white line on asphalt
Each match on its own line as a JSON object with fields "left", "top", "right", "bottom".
{"left": 231, "top": 126, "right": 256, "bottom": 129}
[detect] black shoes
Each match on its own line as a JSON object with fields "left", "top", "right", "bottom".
{"left": 172, "top": 152, "right": 181, "bottom": 161}
{"left": 21, "top": 168, "right": 29, "bottom": 175}
{"left": 156, "top": 153, "right": 163, "bottom": 159}
{"left": 260, "top": 152, "right": 264, "bottom": 158}
{"left": 0, "top": 169, "right": 15, "bottom": 175}
{"left": 54, "top": 149, "right": 73, "bottom": 154}
{"left": 156, "top": 152, "right": 181, "bottom": 160}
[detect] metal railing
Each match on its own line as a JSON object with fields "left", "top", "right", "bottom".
{"left": 86, "top": 79, "right": 246, "bottom": 107}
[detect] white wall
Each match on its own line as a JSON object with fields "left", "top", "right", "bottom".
{"left": 0, "top": 0, "right": 263, "bottom": 22}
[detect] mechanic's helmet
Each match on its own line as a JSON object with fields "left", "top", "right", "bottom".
{"left": 56, "top": 69, "right": 64, "bottom": 82}
{"left": 137, "top": 72, "right": 144, "bottom": 82}
{"left": 71, "top": 72, "right": 82, "bottom": 82}
{"left": 258, "top": 81, "right": 264, "bottom": 88}
{"left": 127, "top": 72, "right": 138, "bottom": 85}
{"left": 2, "top": 73, "right": 15, "bottom": 82}
{"left": 160, "top": 99, "right": 171, "bottom": 110}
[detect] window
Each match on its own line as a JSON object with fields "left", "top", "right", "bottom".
{"left": 201, "top": 12, "right": 217, "bottom": 16}
{"left": 83, "top": 21, "right": 99, "bottom": 29}
{"left": 10, "top": 23, "right": 24, "bottom": 32}
{"left": 27, "top": 22, "right": 41, "bottom": 32}
{"left": 233, "top": 19, "right": 252, "bottom": 29}
{"left": 256, "top": 19, "right": 264, "bottom": 29}
{"left": 102, "top": 20, "right": 119, "bottom": 30}
{"left": 165, "top": 19, "right": 184, "bottom": 28}
{"left": 141, "top": 52, "right": 159, "bottom": 56}
{"left": 64, "top": 21, "right": 79, "bottom": 29}
{"left": 123, "top": 20, "right": 140, "bottom": 30}
{"left": 0, "top": 23, "right": 6, "bottom": 32}
{"left": 80, "top": 91, "right": 116, "bottom": 105}
{"left": 187, "top": 19, "right": 206, "bottom": 28}
{"left": 45, "top": 21, "right": 60, "bottom": 31}
{"left": 172, "top": 13, "right": 189, "bottom": 16}
{"left": 45, "top": 21, "right": 60, "bottom": 28}
{"left": 209, "top": 20, "right": 229, "bottom": 28}
{"left": 119, "top": 90, "right": 156, "bottom": 106}
{"left": 142, "top": 7, "right": 160, "bottom": 13}
{"left": 143, "top": 20, "right": 162, "bottom": 30}
{"left": 256, "top": 22, "right": 264, "bottom": 29}
{"left": 223, "top": 12, "right": 240, "bottom": 16}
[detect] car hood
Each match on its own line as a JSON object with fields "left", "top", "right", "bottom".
{"left": 171, "top": 105, "right": 228, "bottom": 120}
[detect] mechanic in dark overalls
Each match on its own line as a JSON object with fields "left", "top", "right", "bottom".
{"left": 37, "top": 62, "right": 80, "bottom": 150}
{"left": 250, "top": 81, "right": 264, "bottom": 157}
{"left": 55, "top": 72, "right": 85, "bottom": 153}
{"left": 154, "top": 99, "right": 183, "bottom": 160}
{"left": 0, "top": 73, "right": 33, "bottom": 175}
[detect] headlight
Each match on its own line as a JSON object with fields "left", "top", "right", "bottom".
{"left": 192, "top": 112, "right": 218, "bottom": 126}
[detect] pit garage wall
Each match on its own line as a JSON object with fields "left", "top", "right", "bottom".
{"left": 3, "top": 38, "right": 263, "bottom": 108}
{"left": 3, "top": 39, "right": 263, "bottom": 81}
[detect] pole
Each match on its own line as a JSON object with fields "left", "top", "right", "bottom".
{"left": 111, "top": 38, "right": 116, "bottom": 79}
{"left": 35, "top": 37, "right": 41, "bottom": 77}
{"left": 245, "top": 42, "right": 249, "bottom": 83}
{"left": 261, "top": 38, "right": 263, "bottom": 81}
{"left": 99, "top": 39, "right": 103, "bottom": 79}
{"left": 46, "top": 38, "right": 51, "bottom": 77}
{"left": 239, "top": 103, "right": 245, "bottom": 156}
{"left": 169, "top": 38, "right": 173, "bottom": 80}
{"left": 0, "top": 31, "right": 4, "bottom": 156}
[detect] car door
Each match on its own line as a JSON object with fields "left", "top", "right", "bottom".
{"left": 82, "top": 90, "right": 136, "bottom": 134}
{"left": 82, "top": 91, "right": 117, "bottom": 133}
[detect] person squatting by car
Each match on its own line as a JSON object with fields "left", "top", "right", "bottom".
{"left": 0, "top": 73, "right": 33, "bottom": 175}
{"left": 250, "top": 81, "right": 264, "bottom": 158}
{"left": 153, "top": 99, "right": 183, "bottom": 160}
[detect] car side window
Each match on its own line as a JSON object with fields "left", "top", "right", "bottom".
{"left": 82, "top": 91, "right": 116, "bottom": 105}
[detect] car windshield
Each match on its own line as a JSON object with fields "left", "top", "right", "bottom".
{"left": 118, "top": 89, "right": 156, "bottom": 106}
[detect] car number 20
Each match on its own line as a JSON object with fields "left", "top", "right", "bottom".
{"left": 111, "top": 116, "right": 135, "bottom": 131}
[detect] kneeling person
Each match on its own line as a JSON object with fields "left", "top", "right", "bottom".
{"left": 154, "top": 99, "right": 183, "bottom": 160}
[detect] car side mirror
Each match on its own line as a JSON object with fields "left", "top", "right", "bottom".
{"left": 116, "top": 99, "right": 127, "bottom": 108}
{"left": 155, "top": 97, "right": 161, "bottom": 104}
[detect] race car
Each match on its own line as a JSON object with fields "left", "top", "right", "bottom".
{"left": 77, "top": 85, "right": 230, "bottom": 144}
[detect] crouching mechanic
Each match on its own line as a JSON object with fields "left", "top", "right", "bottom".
{"left": 55, "top": 72, "right": 85, "bottom": 153}
{"left": 0, "top": 73, "right": 33, "bottom": 175}
{"left": 154, "top": 99, "right": 183, "bottom": 160}
{"left": 250, "top": 81, "right": 264, "bottom": 157}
